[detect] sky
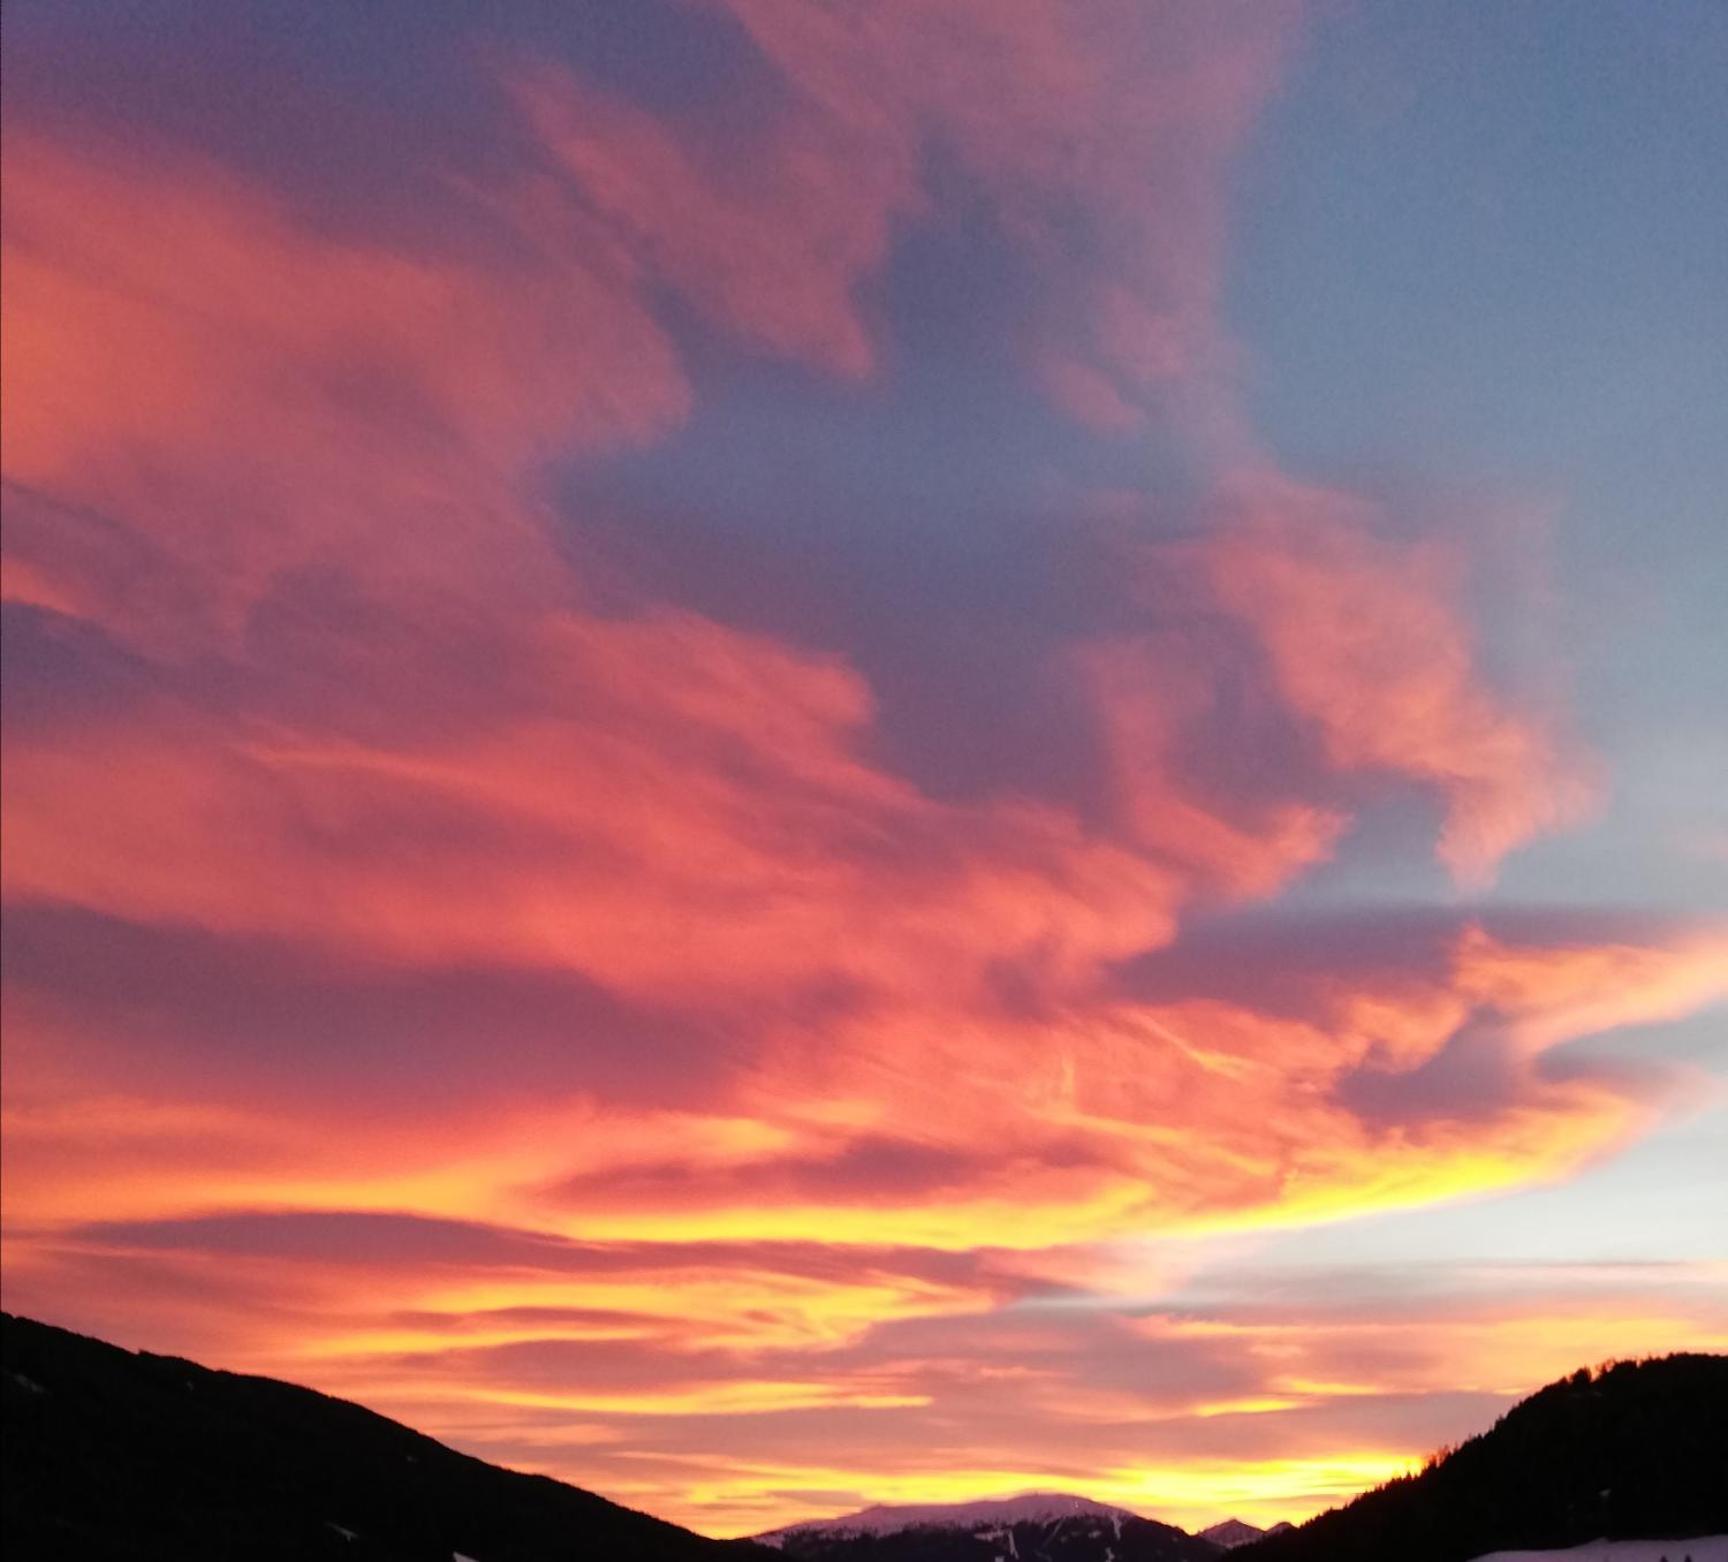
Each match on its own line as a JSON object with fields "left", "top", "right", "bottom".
{"left": 2, "top": 0, "right": 1725, "bottom": 1541}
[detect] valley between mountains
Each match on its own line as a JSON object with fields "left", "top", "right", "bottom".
{"left": 5, "top": 1315, "right": 1723, "bottom": 1562}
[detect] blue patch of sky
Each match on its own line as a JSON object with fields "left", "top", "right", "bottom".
{"left": 1225, "top": 0, "right": 1728, "bottom": 914}
{"left": 1211, "top": 1091, "right": 1728, "bottom": 1282}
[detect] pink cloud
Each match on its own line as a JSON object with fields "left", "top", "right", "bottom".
{"left": 1201, "top": 477, "right": 1601, "bottom": 882}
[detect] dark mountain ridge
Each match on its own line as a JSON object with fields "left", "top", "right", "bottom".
{"left": 2, "top": 1311, "right": 769, "bottom": 1561}
{"left": 1236, "top": 1353, "right": 1728, "bottom": 1562}
{"left": 5, "top": 1312, "right": 1723, "bottom": 1562}
{"left": 1200, "top": 1518, "right": 1291, "bottom": 1549}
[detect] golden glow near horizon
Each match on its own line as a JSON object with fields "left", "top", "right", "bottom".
{"left": 3, "top": 0, "right": 1726, "bottom": 1543}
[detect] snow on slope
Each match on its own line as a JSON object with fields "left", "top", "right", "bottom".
{"left": 1470, "top": 1540, "right": 1728, "bottom": 1562}
{"left": 757, "top": 1492, "right": 1136, "bottom": 1546}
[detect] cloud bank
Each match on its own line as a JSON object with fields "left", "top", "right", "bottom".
{"left": 2, "top": 0, "right": 1722, "bottom": 1538}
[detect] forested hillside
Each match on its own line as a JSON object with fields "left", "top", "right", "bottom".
{"left": 1239, "top": 1356, "right": 1728, "bottom": 1562}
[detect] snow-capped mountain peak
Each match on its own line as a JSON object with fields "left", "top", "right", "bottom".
{"left": 758, "top": 1491, "right": 1137, "bottom": 1545}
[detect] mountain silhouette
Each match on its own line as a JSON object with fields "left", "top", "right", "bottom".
{"left": 1238, "top": 1354, "right": 1728, "bottom": 1562}
{"left": 6, "top": 1312, "right": 1724, "bottom": 1562}
{"left": 2, "top": 1312, "right": 769, "bottom": 1560}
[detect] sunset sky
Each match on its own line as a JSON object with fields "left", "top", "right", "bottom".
{"left": 3, "top": 0, "right": 1726, "bottom": 1541}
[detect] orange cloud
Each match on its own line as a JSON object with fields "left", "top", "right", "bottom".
{"left": 0, "top": 132, "right": 688, "bottom": 657}
{"left": 1455, "top": 924, "right": 1728, "bottom": 1052}
{"left": 1202, "top": 478, "right": 1600, "bottom": 883}
{"left": 1069, "top": 635, "right": 1346, "bottom": 898}
{"left": 11, "top": 1200, "right": 1719, "bottom": 1539}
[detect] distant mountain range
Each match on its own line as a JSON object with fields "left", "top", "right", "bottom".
{"left": 755, "top": 1492, "right": 1221, "bottom": 1560}
{"left": 751, "top": 1355, "right": 1728, "bottom": 1562}
{"left": 1201, "top": 1519, "right": 1292, "bottom": 1549}
{"left": 4, "top": 1312, "right": 1724, "bottom": 1562}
